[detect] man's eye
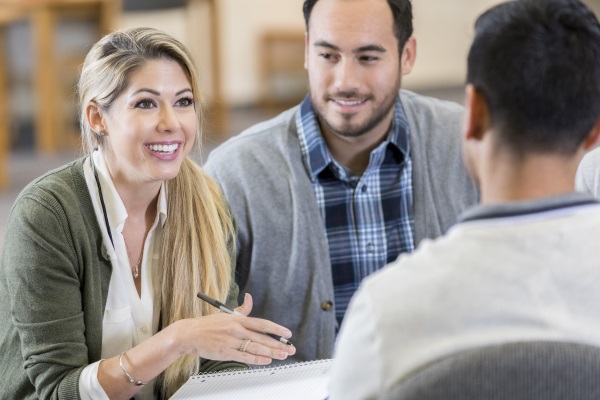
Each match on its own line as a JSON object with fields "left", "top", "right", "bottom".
{"left": 360, "top": 56, "right": 379, "bottom": 62}
{"left": 320, "top": 53, "right": 335, "bottom": 60}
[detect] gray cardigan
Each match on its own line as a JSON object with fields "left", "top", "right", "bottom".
{"left": 205, "top": 90, "right": 479, "bottom": 362}
{"left": 0, "top": 158, "right": 242, "bottom": 399}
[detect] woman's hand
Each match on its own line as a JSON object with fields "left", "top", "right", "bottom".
{"left": 169, "top": 293, "right": 296, "bottom": 365}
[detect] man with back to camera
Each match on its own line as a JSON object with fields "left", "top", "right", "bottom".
{"left": 329, "top": 0, "right": 600, "bottom": 398}
{"left": 205, "top": 0, "right": 478, "bottom": 362}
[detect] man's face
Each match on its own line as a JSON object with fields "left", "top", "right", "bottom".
{"left": 305, "top": 0, "right": 410, "bottom": 139}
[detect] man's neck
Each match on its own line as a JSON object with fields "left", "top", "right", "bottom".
{"left": 478, "top": 152, "right": 581, "bottom": 205}
{"left": 319, "top": 115, "right": 393, "bottom": 174}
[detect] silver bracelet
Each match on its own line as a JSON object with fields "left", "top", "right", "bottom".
{"left": 119, "top": 352, "right": 147, "bottom": 386}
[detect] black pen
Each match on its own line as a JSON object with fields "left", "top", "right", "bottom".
{"left": 197, "top": 292, "right": 293, "bottom": 346}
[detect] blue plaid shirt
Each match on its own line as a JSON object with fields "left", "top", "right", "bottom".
{"left": 296, "top": 96, "right": 415, "bottom": 326}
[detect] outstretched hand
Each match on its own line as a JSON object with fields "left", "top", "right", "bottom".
{"left": 170, "top": 293, "right": 296, "bottom": 365}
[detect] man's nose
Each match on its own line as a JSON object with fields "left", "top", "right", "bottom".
{"left": 333, "top": 58, "right": 361, "bottom": 94}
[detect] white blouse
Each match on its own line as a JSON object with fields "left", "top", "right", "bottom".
{"left": 79, "top": 151, "right": 167, "bottom": 400}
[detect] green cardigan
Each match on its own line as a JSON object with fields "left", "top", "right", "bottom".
{"left": 0, "top": 158, "right": 243, "bottom": 399}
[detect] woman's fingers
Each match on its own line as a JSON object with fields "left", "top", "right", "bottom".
{"left": 228, "top": 349, "right": 275, "bottom": 365}
{"left": 240, "top": 329, "right": 296, "bottom": 358}
{"left": 234, "top": 293, "right": 253, "bottom": 316}
{"left": 240, "top": 317, "right": 292, "bottom": 342}
{"left": 234, "top": 293, "right": 294, "bottom": 348}
{"left": 243, "top": 338, "right": 294, "bottom": 360}
{"left": 216, "top": 320, "right": 296, "bottom": 364}
{"left": 224, "top": 336, "right": 293, "bottom": 365}
{"left": 174, "top": 302, "right": 296, "bottom": 364}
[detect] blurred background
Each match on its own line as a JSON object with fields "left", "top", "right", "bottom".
{"left": 1, "top": 0, "right": 599, "bottom": 248}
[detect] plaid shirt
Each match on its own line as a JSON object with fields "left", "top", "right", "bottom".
{"left": 297, "top": 96, "right": 415, "bottom": 326}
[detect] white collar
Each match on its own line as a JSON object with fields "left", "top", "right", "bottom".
{"left": 92, "top": 150, "right": 168, "bottom": 235}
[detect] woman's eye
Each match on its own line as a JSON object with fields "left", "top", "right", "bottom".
{"left": 176, "top": 97, "right": 194, "bottom": 107}
{"left": 135, "top": 99, "right": 155, "bottom": 109}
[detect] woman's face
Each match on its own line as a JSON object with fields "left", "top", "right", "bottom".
{"left": 101, "top": 58, "right": 197, "bottom": 187}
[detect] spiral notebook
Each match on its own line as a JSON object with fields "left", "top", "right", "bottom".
{"left": 170, "top": 359, "right": 332, "bottom": 400}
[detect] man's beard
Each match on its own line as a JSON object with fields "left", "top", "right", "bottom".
{"left": 310, "top": 78, "right": 401, "bottom": 138}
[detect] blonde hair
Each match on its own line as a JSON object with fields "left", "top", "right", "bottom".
{"left": 78, "top": 27, "right": 234, "bottom": 397}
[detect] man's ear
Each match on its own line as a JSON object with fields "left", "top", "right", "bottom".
{"left": 401, "top": 36, "right": 416, "bottom": 76}
{"left": 86, "top": 101, "right": 107, "bottom": 136}
{"left": 463, "top": 84, "right": 490, "bottom": 142}
{"left": 304, "top": 32, "right": 309, "bottom": 70}
{"left": 582, "top": 116, "right": 600, "bottom": 151}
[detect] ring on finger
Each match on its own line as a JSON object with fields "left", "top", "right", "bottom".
{"left": 239, "top": 339, "right": 251, "bottom": 353}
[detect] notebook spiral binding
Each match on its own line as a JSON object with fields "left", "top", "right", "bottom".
{"left": 191, "top": 359, "right": 331, "bottom": 379}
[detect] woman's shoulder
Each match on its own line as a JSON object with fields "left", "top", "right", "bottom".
{"left": 11, "top": 157, "right": 89, "bottom": 217}
{"left": 20, "top": 156, "right": 85, "bottom": 193}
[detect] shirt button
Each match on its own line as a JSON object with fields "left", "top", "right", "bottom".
{"left": 140, "top": 326, "right": 148, "bottom": 334}
{"left": 367, "top": 243, "right": 374, "bottom": 253}
{"left": 321, "top": 301, "right": 334, "bottom": 311}
{"left": 362, "top": 185, "right": 367, "bottom": 193}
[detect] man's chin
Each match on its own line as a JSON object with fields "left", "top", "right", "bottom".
{"left": 328, "top": 123, "right": 370, "bottom": 138}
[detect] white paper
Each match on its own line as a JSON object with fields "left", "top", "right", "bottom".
{"left": 170, "top": 359, "right": 332, "bottom": 400}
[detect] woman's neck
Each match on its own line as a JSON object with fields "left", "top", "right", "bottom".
{"left": 103, "top": 167, "right": 160, "bottom": 225}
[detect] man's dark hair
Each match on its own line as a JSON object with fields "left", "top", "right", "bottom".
{"left": 303, "top": 0, "right": 413, "bottom": 51}
{"left": 467, "top": 0, "right": 600, "bottom": 155}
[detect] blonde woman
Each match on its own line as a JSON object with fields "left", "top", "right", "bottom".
{"left": 0, "top": 27, "right": 295, "bottom": 400}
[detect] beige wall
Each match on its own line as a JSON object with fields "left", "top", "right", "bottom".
{"left": 118, "top": 5, "right": 215, "bottom": 98}
{"left": 121, "top": 0, "right": 600, "bottom": 106}
{"left": 219, "top": 0, "right": 306, "bottom": 104}
{"left": 405, "top": 0, "right": 600, "bottom": 90}
{"left": 405, "top": 0, "right": 502, "bottom": 90}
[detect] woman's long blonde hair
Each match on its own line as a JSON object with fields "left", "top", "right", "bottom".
{"left": 78, "top": 27, "right": 234, "bottom": 397}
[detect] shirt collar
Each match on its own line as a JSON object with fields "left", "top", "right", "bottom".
{"left": 458, "top": 192, "right": 599, "bottom": 223}
{"left": 157, "top": 183, "right": 168, "bottom": 228}
{"left": 92, "top": 150, "right": 168, "bottom": 233}
{"left": 296, "top": 95, "right": 410, "bottom": 181}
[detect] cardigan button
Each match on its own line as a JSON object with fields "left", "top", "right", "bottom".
{"left": 321, "top": 301, "right": 333, "bottom": 311}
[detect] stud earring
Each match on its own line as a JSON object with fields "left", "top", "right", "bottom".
{"left": 98, "top": 131, "right": 106, "bottom": 137}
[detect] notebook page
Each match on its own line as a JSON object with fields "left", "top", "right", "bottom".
{"left": 171, "top": 359, "right": 332, "bottom": 400}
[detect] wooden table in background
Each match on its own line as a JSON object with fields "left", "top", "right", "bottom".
{"left": 0, "top": 0, "right": 121, "bottom": 190}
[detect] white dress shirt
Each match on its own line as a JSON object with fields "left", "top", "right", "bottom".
{"left": 330, "top": 197, "right": 600, "bottom": 400}
{"left": 79, "top": 151, "right": 167, "bottom": 400}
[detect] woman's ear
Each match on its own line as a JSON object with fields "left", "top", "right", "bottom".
{"left": 86, "top": 101, "right": 107, "bottom": 136}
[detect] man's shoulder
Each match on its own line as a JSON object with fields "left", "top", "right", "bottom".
{"left": 400, "top": 90, "right": 463, "bottom": 138}
{"left": 207, "top": 106, "right": 300, "bottom": 162}
{"left": 576, "top": 147, "right": 600, "bottom": 196}
{"left": 399, "top": 90, "right": 465, "bottom": 159}
{"left": 400, "top": 89, "right": 462, "bottom": 115}
{"left": 361, "top": 235, "right": 459, "bottom": 301}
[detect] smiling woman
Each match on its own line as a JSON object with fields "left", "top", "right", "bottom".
{"left": 86, "top": 59, "right": 197, "bottom": 186}
{"left": 0, "top": 27, "right": 295, "bottom": 400}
